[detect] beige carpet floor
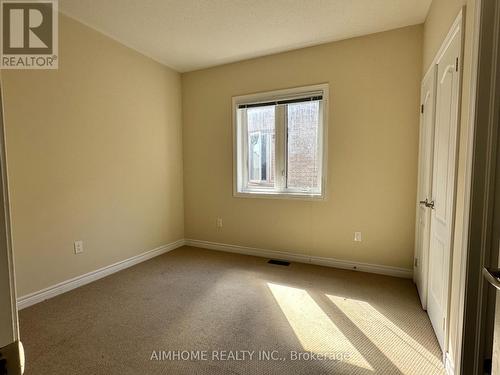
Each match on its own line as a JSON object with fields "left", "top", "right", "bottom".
{"left": 20, "top": 246, "right": 445, "bottom": 375}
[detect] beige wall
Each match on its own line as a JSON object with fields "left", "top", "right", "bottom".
{"left": 182, "top": 25, "right": 423, "bottom": 270}
{"left": 1, "top": 14, "right": 184, "bottom": 297}
{"left": 422, "top": 0, "right": 477, "bottom": 371}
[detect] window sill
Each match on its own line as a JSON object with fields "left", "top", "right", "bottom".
{"left": 234, "top": 190, "right": 325, "bottom": 201}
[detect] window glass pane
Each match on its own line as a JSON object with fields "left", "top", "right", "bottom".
{"left": 247, "top": 106, "right": 275, "bottom": 187}
{"left": 287, "top": 101, "right": 320, "bottom": 191}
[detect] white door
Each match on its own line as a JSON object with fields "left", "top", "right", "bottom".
{"left": 427, "top": 27, "right": 462, "bottom": 351}
{"left": 414, "top": 67, "right": 437, "bottom": 309}
{"left": 0, "top": 81, "right": 23, "bottom": 373}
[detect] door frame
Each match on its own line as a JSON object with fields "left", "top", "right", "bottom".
{"left": 0, "top": 77, "right": 22, "bottom": 372}
{"left": 460, "top": 0, "right": 500, "bottom": 373}
{"left": 0, "top": 79, "right": 18, "bottom": 346}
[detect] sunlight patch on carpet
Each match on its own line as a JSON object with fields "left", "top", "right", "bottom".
{"left": 267, "top": 282, "right": 373, "bottom": 371}
{"left": 326, "top": 295, "right": 444, "bottom": 374}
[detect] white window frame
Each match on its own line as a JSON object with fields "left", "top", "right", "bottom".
{"left": 233, "top": 83, "right": 329, "bottom": 200}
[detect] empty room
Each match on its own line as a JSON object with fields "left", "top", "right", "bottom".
{"left": 2, "top": 0, "right": 500, "bottom": 374}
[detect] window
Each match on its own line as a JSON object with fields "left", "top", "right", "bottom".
{"left": 233, "top": 84, "right": 328, "bottom": 199}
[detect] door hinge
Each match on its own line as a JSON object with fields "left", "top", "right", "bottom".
{"left": 421, "top": 104, "right": 424, "bottom": 114}
{"left": 414, "top": 258, "right": 419, "bottom": 267}
{"left": 443, "top": 317, "right": 446, "bottom": 330}
{"left": 456, "top": 57, "right": 459, "bottom": 72}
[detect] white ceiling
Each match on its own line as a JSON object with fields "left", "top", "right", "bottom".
{"left": 59, "top": 0, "right": 432, "bottom": 72}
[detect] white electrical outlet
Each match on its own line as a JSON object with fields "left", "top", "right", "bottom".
{"left": 354, "top": 232, "right": 362, "bottom": 242}
{"left": 74, "top": 240, "right": 84, "bottom": 254}
{"left": 216, "top": 218, "right": 223, "bottom": 229}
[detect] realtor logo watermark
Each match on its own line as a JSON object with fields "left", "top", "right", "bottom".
{"left": 1, "top": 0, "right": 58, "bottom": 69}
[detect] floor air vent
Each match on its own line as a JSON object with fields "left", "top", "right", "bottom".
{"left": 268, "top": 259, "right": 290, "bottom": 266}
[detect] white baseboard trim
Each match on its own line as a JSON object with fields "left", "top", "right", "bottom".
{"left": 17, "top": 238, "right": 413, "bottom": 309}
{"left": 185, "top": 239, "right": 413, "bottom": 279}
{"left": 17, "top": 239, "right": 185, "bottom": 310}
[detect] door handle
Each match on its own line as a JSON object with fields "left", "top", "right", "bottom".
{"left": 483, "top": 267, "right": 500, "bottom": 291}
{"left": 419, "top": 199, "right": 435, "bottom": 209}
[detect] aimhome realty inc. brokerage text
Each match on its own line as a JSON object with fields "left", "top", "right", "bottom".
{"left": 150, "top": 350, "right": 352, "bottom": 362}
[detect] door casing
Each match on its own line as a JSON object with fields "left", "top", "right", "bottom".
{"left": 0, "top": 79, "right": 18, "bottom": 349}
{"left": 461, "top": 0, "right": 500, "bottom": 373}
